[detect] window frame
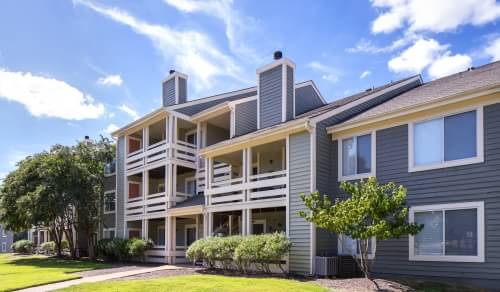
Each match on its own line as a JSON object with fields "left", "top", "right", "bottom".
{"left": 103, "top": 190, "right": 116, "bottom": 214}
{"left": 337, "top": 235, "right": 376, "bottom": 260}
{"left": 102, "top": 228, "right": 116, "bottom": 239}
{"left": 409, "top": 201, "right": 485, "bottom": 263}
{"left": 408, "top": 107, "right": 484, "bottom": 172}
{"left": 184, "top": 176, "right": 197, "bottom": 196}
{"left": 337, "top": 131, "right": 376, "bottom": 181}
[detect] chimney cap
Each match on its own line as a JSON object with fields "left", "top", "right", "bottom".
{"left": 84, "top": 135, "right": 90, "bottom": 140}
{"left": 273, "top": 51, "right": 283, "bottom": 60}
{"left": 169, "top": 69, "right": 176, "bottom": 74}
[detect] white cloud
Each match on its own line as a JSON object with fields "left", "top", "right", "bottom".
{"left": 371, "top": 0, "right": 500, "bottom": 34}
{"left": 119, "top": 104, "right": 139, "bottom": 120}
{"left": 360, "top": 70, "right": 372, "bottom": 79}
{"left": 346, "top": 37, "right": 410, "bottom": 54}
{"left": 485, "top": 37, "right": 500, "bottom": 61}
{"left": 0, "top": 68, "right": 105, "bottom": 120}
{"left": 428, "top": 53, "right": 472, "bottom": 79}
{"left": 307, "top": 61, "right": 340, "bottom": 83}
{"left": 103, "top": 123, "right": 119, "bottom": 134}
{"left": 97, "top": 74, "right": 123, "bottom": 86}
{"left": 164, "top": 0, "right": 262, "bottom": 63}
{"left": 74, "top": 0, "right": 244, "bottom": 93}
{"left": 388, "top": 38, "right": 472, "bottom": 79}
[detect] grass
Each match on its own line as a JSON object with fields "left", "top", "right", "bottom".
{"left": 0, "top": 253, "right": 111, "bottom": 291}
{"left": 58, "top": 274, "right": 327, "bottom": 292}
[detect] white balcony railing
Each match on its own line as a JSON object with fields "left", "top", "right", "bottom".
{"left": 125, "top": 140, "right": 197, "bottom": 172}
{"left": 205, "top": 169, "right": 287, "bottom": 205}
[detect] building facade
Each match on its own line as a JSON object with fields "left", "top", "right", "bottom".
{"left": 107, "top": 52, "right": 500, "bottom": 288}
{"left": 0, "top": 225, "right": 13, "bottom": 253}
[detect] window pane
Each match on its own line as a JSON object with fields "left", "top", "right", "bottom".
{"left": 415, "top": 211, "right": 443, "bottom": 256}
{"left": 341, "top": 236, "right": 356, "bottom": 255}
{"left": 444, "top": 111, "right": 477, "bottom": 161}
{"left": 342, "top": 137, "right": 356, "bottom": 176}
{"left": 357, "top": 134, "right": 372, "bottom": 174}
{"left": 445, "top": 209, "right": 477, "bottom": 256}
{"left": 414, "top": 118, "right": 443, "bottom": 166}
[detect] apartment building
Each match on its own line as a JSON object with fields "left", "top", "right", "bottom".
{"left": 106, "top": 50, "right": 500, "bottom": 287}
{"left": 0, "top": 225, "right": 13, "bottom": 253}
{"left": 107, "top": 51, "right": 421, "bottom": 269}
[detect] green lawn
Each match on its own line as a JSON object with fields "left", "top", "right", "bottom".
{"left": 58, "top": 274, "right": 327, "bottom": 292}
{"left": 0, "top": 253, "right": 110, "bottom": 291}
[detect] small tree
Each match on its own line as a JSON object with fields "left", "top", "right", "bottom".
{"left": 300, "top": 177, "right": 423, "bottom": 282}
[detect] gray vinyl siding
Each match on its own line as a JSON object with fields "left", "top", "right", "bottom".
{"left": 115, "top": 136, "right": 125, "bottom": 238}
{"left": 259, "top": 66, "right": 283, "bottom": 128}
{"left": 286, "top": 66, "right": 294, "bottom": 121}
{"left": 0, "top": 225, "right": 13, "bottom": 253}
{"left": 101, "top": 175, "right": 116, "bottom": 233}
{"left": 313, "top": 78, "right": 422, "bottom": 257}
{"left": 234, "top": 100, "right": 257, "bottom": 137}
{"left": 104, "top": 175, "right": 115, "bottom": 191}
{"left": 295, "top": 84, "right": 325, "bottom": 116}
{"left": 178, "top": 77, "right": 187, "bottom": 104}
{"left": 174, "top": 90, "right": 256, "bottom": 116}
{"left": 206, "top": 123, "right": 229, "bottom": 147}
{"left": 367, "top": 103, "right": 500, "bottom": 289}
{"left": 162, "top": 78, "right": 176, "bottom": 107}
{"left": 288, "top": 131, "right": 312, "bottom": 274}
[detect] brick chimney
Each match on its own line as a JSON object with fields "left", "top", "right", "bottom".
{"left": 162, "top": 70, "right": 188, "bottom": 106}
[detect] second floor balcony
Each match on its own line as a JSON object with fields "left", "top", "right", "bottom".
{"left": 204, "top": 139, "right": 288, "bottom": 206}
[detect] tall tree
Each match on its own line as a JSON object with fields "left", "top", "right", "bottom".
{"left": 300, "top": 177, "right": 423, "bottom": 284}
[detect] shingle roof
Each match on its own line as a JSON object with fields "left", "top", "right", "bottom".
{"left": 296, "top": 75, "right": 419, "bottom": 119}
{"left": 343, "top": 61, "right": 500, "bottom": 124}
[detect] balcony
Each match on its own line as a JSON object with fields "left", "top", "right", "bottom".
{"left": 205, "top": 139, "right": 287, "bottom": 206}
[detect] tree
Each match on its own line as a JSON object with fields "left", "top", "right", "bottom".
{"left": 300, "top": 177, "right": 423, "bottom": 283}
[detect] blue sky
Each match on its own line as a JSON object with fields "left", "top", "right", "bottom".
{"left": 0, "top": 0, "right": 499, "bottom": 179}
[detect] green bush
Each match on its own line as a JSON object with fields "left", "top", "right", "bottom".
{"left": 126, "top": 238, "right": 154, "bottom": 261}
{"left": 97, "top": 238, "right": 128, "bottom": 261}
{"left": 11, "top": 240, "right": 33, "bottom": 254}
{"left": 187, "top": 233, "right": 291, "bottom": 274}
{"left": 61, "top": 239, "right": 69, "bottom": 251}
{"left": 40, "top": 241, "right": 55, "bottom": 254}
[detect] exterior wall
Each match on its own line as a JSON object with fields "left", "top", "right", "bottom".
{"left": 115, "top": 137, "right": 126, "bottom": 238}
{"left": 162, "top": 78, "right": 176, "bottom": 107}
{"left": 174, "top": 90, "right": 256, "bottom": 116}
{"left": 234, "top": 100, "right": 257, "bottom": 137}
{"left": 286, "top": 66, "right": 294, "bottom": 121}
{"left": 288, "top": 131, "right": 312, "bottom": 273}
{"left": 259, "top": 66, "right": 283, "bottom": 128}
{"left": 366, "top": 103, "right": 500, "bottom": 288}
{"left": 295, "top": 84, "right": 324, "bottom": 116}
{"left": 178, "top": 77, "right": 187, "bottom": 104}
{"left": 101, "top": 175, "right": 116, "bottom": 233}
{"left": 176, "top": 171, "right": 197, "bottom": 193}
{"left": 0, "top": 225, "right": 13, "bottom": 253}
{"left": 206, "top": 123, "right": 229, "bottom": 146}
{"left": 175, "top": 217, "right": 196, "bottom": 247}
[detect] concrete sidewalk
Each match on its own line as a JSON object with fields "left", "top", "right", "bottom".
{"left": 18, "top": 265, "right": 182, "bottom": 292}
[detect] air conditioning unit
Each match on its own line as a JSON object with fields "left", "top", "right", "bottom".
{"left": 315, "top": 256, "right": 339, "bottom": 276}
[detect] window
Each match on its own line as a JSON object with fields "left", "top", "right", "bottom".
{"left": 338, "top": 132, "right": 375, "bottom": 180}
{"left": 1, "top": 242, "right": 6, "bottom": 252}
{"left": 252, "top": 219, "right": 266, "bottom": 235}
{"left": 128, "top": 182, "right": 141, "bottom": 200}
{"left": 338, "top": 235, "right": 376, "bottom": 259}
{"left": 409, "top": 201, "right": 484, "bottom": 262}
{"left": 103, "top": 228, "right": 115, "bottom": 239}
{"left": 103, "top": 191, "right": 116, "bottom": 214}
{"left": 409, "top": 108, "right": 483, "bottom": 172}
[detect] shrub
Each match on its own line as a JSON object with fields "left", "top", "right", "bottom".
{"left": 61, "top": 239, "right": 69, "bottom": 251}
{"left": 97, "top": 238, "right": 128, "bottom": 261}
{"left": 126, "top": 238, "right": 154, "bottom": 261}
{"left": 234, "top": 235, "right": 267, "bottom": 272}
{"left": 11, "top": 240, "right": 33, "bottom": 254}
{"left": 260, "top": 233, "right": 291, "bottom": 273}
{"left": 40, "top": 241, "right": 55, "bottom": 254}
{"left": 186, "top": 238, "right": 206, "bottom": 264}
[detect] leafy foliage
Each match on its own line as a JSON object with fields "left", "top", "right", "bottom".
{"left": 187, "top": 233, "right": 291, "bottom": 274}
{"left": 11, "top": 240, "right": 34, "bottom": 254}
{"left": 126, "top": 238, "right": 154, "bottom": 261}
{"left": 96, "top": 238, "right": 153, "bottom": 262}
{"left": 40, "top": 241, "right": 56, "bottom": 254}
{"left": 300, "top": 177, "right": 423, "bottom": 279}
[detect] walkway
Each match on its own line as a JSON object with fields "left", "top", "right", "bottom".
{"left": 18, "top": 265, "right": 183, "bottom": 292}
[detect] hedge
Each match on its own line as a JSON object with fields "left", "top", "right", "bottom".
{"left": 11, "top": 240, "right": 33, "bottom": 254}
{"left": 96, "top": 238, "right": 153, "bottom": 262}
{"left": 186, "top": 233, "right": 291, "bottom": 273}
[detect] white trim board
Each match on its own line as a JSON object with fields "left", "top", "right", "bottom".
{"left": 337, "top": 131, "right": 376, "bottom": 181}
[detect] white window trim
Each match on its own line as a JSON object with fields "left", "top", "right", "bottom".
{"left": 103, "top": 228, "right": 116, "bottom": 239}
{"left": 408, "top": 106, "right": 484, "bottom": 172}
{"left": 252, "top": 219, "right": 267, "bottom": 234}
{"left": 185, "top": 176, "right": 196, "bottom": 196}
{"left": 338, "top": 131, "right": 376, "bottom": 181}
{"left": 2, "top": 229, "right": 7, "bottom": 237}
{"left": 409, "top": 201, "right": 485, "bottom": 263}
{"left": 103, "top": 190, "right": 116, "bottom": 214}
{"left": 337, "top": 235, "right": 376, "bottom": 260}
{"left": 127, "top": 136, "right": 143, "bottom": 156}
